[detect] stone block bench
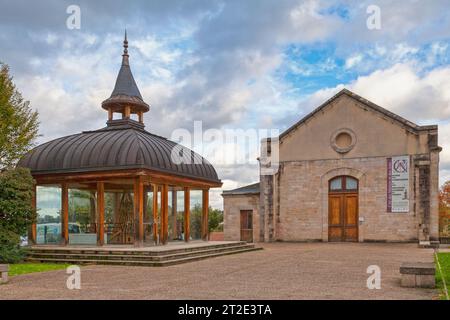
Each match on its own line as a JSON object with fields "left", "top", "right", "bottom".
{"left": 400, "top": 262, "right": 435, "bottom": 288}
{"left": 0, "top": 264, "right": 9, "bottom": 284}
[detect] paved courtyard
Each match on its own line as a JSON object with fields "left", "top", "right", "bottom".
{"left": 0, "top": 243, "right": 437, "bottom": 300}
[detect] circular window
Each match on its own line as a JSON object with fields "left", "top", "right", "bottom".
{"left": 331, "top": 128, "right": 356, "bottom": 153}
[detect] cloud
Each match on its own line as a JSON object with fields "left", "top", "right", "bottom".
{"left": 2, "top": 0, "right": 450, "bottom": 208}
{"left": 283, "top": 62, "right": 450, "bottom": 187}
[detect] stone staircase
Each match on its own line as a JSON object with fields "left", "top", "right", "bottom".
{"left": 25, "top": 242, "right": 261, "bottom": 267}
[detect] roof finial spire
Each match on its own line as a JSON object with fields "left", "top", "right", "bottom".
{"left": 123, "top": 29, "right": 128, "bottom": 56}
{"left": 122, "top": 29, "right": 129, "bottom": 66}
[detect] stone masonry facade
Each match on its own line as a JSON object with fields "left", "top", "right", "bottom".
{"left": 223, "top": 89, "right": 441, "bottom": 243}
{"left": 263, "top": 154, "right": 439, "bottom": 243}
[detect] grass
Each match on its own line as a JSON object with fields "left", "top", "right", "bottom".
{"left": 435, "top": 252, "right": 450, "bottom": 300}
{"left": 8, "top": 263, "right": 70, "bottom": 277}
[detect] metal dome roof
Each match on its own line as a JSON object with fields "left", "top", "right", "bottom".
{"left": 18, "top": 120, "right": 220, "bottom": 183}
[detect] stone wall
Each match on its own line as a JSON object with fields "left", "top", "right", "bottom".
{"left": 272, "top": 155, "right": 438, "bottom": 242}
{"left": 223, "top": 194, "right": 260, "bottom": 242}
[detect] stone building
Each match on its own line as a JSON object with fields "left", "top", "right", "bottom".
{"left": 223, "top": 89, "right": 441, "bottom": 243}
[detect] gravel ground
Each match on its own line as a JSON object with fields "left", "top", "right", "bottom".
{"left": 0, "top": 242, "right": 437, "bottom": 300}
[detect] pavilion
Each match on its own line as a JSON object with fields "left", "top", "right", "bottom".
{"left": 18, "top": 33, "right": 222, "bottom": 247}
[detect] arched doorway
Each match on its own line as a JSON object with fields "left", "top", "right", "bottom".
{"left": 328, "top": 176, "right": 359, "bottom": 242}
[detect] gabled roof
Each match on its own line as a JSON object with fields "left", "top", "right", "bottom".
{"left": 280, "top": 89, "right": 437, "bottom": 140}
{"left": 222, "top": 182, "right": 260, "bottom": 196}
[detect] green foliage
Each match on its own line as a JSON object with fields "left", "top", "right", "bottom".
{"left": 9, "top": 263, "right": 70, "bottom": 276}
{"left": 188, "top": 204, "right": 224, "bottom": 239}
{"left": 190, "top": 204, "right": 202, "bottom": 239}
{"left": 0, "top": 63, "right": 39, "bottom": 169}
{"left": 0, "top": 167, "right": 35, "bottom": 263}
{"left": 0, "top": 229, "right": 25, "bottom": 263}
{"left": 436, "top": 253, "right": 450, "bottom": 300}
{"left": 209, "top": 207, "right": 223, "bottom": 232}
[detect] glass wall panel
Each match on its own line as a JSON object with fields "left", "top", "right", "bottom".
{"left": 68, "top": 187, "right": 97, "bottom": 245}
{"left": 144, "top": 185, "right": 157, "bottom": 245}
{"left": 104, "top": 180, "right": 135, "bottom": 244}
{"left": 189, "top": 190, "right": 202, "bottom": 240}
{"left": 168, "top": 189, "right": 184, "bottom": 241}
{"left": 36, "top": 185, "right": 62, "bottom": 245}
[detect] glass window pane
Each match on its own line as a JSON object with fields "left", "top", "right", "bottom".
{"left": 330, "top": 177, "right": 342, "bottom": 190}
{"left": 168, "top": 189, "right": 184, "bottom": 242}
{"left": 103, "top": 180, "right": 134, "bottom": 245}
{"left": 68, "top": 188, "right": 97, "bottom": 245}
{"left": 36, "top": 186, "right": 62, "bottom": 245}
{"left": 190, "top": 190, "right": 202, "bottom": 240}
{"left": 346, "top": 177, "right": 358, "bottom": 190}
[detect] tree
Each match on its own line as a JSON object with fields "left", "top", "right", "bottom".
{"left": 208, "top": 207, "right": 223, "bottom": 232}
{"left": 0, "top": 62, "right": 39, "bottom": 169}
{"left": 0, "top": 63, "right": 39, "bottom": 262}
{"left": 439, "top": 180, "right": 450, "bottom": 237}
{"left": 0, "top": 168, "right": 35, "bottom": 262}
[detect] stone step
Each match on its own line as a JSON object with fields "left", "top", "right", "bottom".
{"left": 26, "top": 247, "right": 262, "bottom": 267}
{"left": 26, "top": 241, "right": 247, "bottom": 256}
{"left": 27, "top": 244, "right": 256, "bottom": 262}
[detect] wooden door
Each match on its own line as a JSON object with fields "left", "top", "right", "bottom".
{"left": 240, "top": 210, "right": 253, "bottom": 242}
{"left": 328, "top": 176, "right": 358, "bottom": 242}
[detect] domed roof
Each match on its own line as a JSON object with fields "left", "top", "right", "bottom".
{"left": 18, "top": 32, "right": 221, "bottom": 185}
{"left": 18, "top": 120, "right": 220, "bottom": 183}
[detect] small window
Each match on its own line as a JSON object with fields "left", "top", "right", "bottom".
{"left": 330, "top": 177, "right": 343, "bottom": 191}
{"left": 329, "top": 176, "right": 358, "bottom": 192}
{"left": 346, "top": 177, "right": 358, "bottom": 190}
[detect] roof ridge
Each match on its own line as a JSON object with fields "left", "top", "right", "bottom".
{"left": 279, "top": 89, "right": 433, "bottom": 139}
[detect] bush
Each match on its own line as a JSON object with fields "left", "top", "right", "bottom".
{"left": 0, "top": 167, "right": 34, "bottom": 263}
{"left": 0, "top": 228, "right": 25, "bottom": 263}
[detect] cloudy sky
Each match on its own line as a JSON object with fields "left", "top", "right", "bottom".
{"left": 1, "top": 0, "right": 450, "bottom": 208}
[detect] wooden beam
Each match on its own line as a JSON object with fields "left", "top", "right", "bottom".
{"left": 29, "top": 184, "right": 37, "bottom": 245}
{"left": 61, "top": 183, "right": 69, "bottom": 246}
{"left": 134, "top": 177, "right": 144, "bottom": 247}
{"left": 201, "top": 189, "right": 209, "bottom": 241}
{"left": 152, "top": 184, "right": 158, "bottom": 244}
{"left": 33, "top": 168, "right": 222, "bottom": 189}
{"left": 97, "top": 182, "right": 105, "bottom": 246}
{"left": 184, "top": 187, "right": 190, "bottom": 242}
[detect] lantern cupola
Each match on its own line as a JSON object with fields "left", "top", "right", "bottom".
{"left": 101, "top": 31, "right": 149, "bottom": 125}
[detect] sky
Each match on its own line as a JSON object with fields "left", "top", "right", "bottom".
{"left": 1, "top": 0, "right": 450, "bottom": 209}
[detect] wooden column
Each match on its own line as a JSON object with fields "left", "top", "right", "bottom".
{"left": 201, "top": 189, "right": 209, "bottom": 241}
{"left": 184, "top": 187, "right": 190, "bottom": 242}
{"left": 29, "top": 184, "right": 37, "bottom": 245}
{"left": 97, "top": 182, "right": 105, "bottom": 246}
{"left": 124, "top": 106, "right": 131, "bottom": 119}
{"left": 171, "top": 190, "right": 177, "bottom": 240}
{"left": 152, "top": 184, "right": 159, "bottom": 244}
{"left": 61, "top": 183, "right": 69, "bottom": 246}
{"left": 161, "top": 184, "right": 169, "bottom": 244}
{"left": 108, "top": 108, "right": 113, "bottom": 121}
{"left": 134, "top": 177, "right": 144, "bottom": 247}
